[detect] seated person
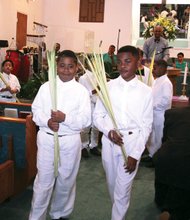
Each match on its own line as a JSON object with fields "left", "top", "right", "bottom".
{"left": 103, "top": 45, "right": 117, "bottom": 69}
{"left": 153, "top": 106, "right": 190, "bottom": 220}
{"left": 0, "top": 59, "right": 21, "bottom": 102}
{"left": 173, "top": 52, "right": 190, "bottom": 72}
{"left": 103, "top": 45, "right": 119, "bottom": 79}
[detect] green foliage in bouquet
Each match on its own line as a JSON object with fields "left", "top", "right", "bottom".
{"left": 142, "top": 15, "right": 179, "bottom": 41}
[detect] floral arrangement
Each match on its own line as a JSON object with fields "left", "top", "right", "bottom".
{"left": 142, "top": 15, "right": 178, "bottom": 41}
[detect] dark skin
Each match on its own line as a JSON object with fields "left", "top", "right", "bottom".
{"left": 1, "top": 61, "right": 19, "bottom": 94}
{"left": 107, "top": 52, "right": 139, "bottom": 174}
{"left": 154, "top": 25, "right": 163, "bottom": 41}
{"left": 48, "top": 56, "right": 78, "bottom": 132}
{"left": 152, "top": 63, "right": 167, "bottom": 79}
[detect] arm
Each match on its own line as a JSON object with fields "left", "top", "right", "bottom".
{"left": 163, "top": 41, "right": 170, "bottom": 61}
{"left": 153, "top": 81, "right": 173, "bottom": 111}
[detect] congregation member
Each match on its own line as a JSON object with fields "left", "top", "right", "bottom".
{"left": 29, "top": 50, "right": 91, "bottom": 220}
{"left": 136, "top": 48, "right": 151, "bottom": 85}
{"left": 143, "top": 25, "right": 170, "bottom": 66}
{"left": 79, "top": 70, "right": 101, "bottom": 158}
{"left": 153, "top": 106, "right": 190, "bottom": 220}
{"left": 103, "top": 45, "right": 117, "bottom": 75}
{"left": 54, "top": 42, "right": 61, "bottom": 59}
{"left": 172, "top": 52, "right": 190, "bottom": 72}
{"left": 142, "top": 60, "right": 173, "bottom": 167}
{"left": 93, "top": 45, "right": 153, "bottom": 220}
{"left": 0, "top": 59, "right": 20, "bottom": 102}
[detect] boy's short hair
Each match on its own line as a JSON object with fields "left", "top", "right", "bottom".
{"left": 2, "top": 59, "right": 14, "bottom": 68}
{"left": 57, "top": 50, "right": 78, "bottom": 64}
{"left": 155, "top": 59, "right": 168, "bottom": 69}
{"left": 137, "top": 47, "right": 143, "bottom": 57}
{"left": 117, "top": 45, "right": 139, "bottom": 60}
{"left": 177, "top": 52, "right": 184, "bottom": 57}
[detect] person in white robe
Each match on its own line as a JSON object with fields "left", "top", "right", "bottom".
{"left": 0, "top": 59, "right": 20, "bottom": 102}
{"left": 93, "top": 46, "right": 153, "bottom": 220}
{"left": 29, "top": 50, "right": 91, "bottom": 220}
{"left": 147, "top": 59, "right": 173, "bottom": 159}
{"left": 79, "top": 70, "right": 101, "bottom": 157}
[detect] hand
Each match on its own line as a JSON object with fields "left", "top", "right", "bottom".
{"left": 124, "top": 156, "right": 137, "bottom": 174}
{"left": 48, "top": 118, "right": 59, "bottom": 132}
{"left": 9, "top": 88, "right": 18, "bottom": 94}
{"left": 108, "top": 130, "right": 123, "bottom": 145}
{"left": 51, "top": 110, "right": 65, "bottom": 123}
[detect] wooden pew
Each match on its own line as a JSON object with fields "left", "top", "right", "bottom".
{"left": 0, "top": 114, "right": 37, "bottom": 202}
{"left": 0, "top": 134, "right": 14, "bottom": 203}
{"left": 0, "top": 101, "right": 32, "bottom": 117}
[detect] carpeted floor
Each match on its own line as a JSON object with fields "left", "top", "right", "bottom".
{"left": 0, "top": 153, "right": 161, "bottom": 220}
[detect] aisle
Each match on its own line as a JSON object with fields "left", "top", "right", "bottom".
{"left": 0, "top": 155, "right": 160, "bottom": 220}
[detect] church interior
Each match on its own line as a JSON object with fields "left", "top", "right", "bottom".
{"left": 0, "top": 0, "right": 190, "bottom": 220}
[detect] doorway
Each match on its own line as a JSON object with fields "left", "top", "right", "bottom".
{"left": 16, "top": 12, "right": 27, "bottom": 50}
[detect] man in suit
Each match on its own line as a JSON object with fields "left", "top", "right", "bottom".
{"left": 143, "top": 25, "right": 170, "bottom": 66}
{"left": 153, "top": 106, "right": 190, "bottom": 220}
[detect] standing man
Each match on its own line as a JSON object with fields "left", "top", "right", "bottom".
{"left": 143, "top": 25, "right": 170, "bottom": 66}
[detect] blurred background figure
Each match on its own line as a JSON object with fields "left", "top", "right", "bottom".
{"left": 79, "top": 70, "right": 101, "bottom": 158}
{"left": 54, "top": 42, "right": 61, "bottom": 59}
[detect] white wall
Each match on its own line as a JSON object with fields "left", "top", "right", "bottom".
{"left": 42, "top": 0, "right": 132, "bottom": 53}
{"left": 0, "top": 0, "right": 43, "bottom": 64}
{"left": 0, "top": 0, "right": 43, "bottom": 43}
{"left": 0, "top": 0, "right": 189, "bottom": 56}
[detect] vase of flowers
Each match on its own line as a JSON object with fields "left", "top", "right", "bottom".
{"left": 142, "top": 15, "right": 178, "bottom": 41}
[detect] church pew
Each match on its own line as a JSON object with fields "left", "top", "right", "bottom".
{"left": 0, "top": 114, "right": 37, "bottom": 201}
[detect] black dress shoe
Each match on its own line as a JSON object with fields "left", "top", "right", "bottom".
{"left": 82, "top": 148, "right": 89, "bottom": 158}
{"left": 90, "top": 146, "right": 101, "bottom": 156}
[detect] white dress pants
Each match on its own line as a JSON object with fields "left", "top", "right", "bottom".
{"left": 147, "top": 112, "right": 164, "bottom": 157}
{"left": 101, "top": 136, "right": 139, "bottom": 220}
{"left": 29, "top": 130, "right": 81, "bottom": 220}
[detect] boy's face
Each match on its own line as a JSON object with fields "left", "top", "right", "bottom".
{"left": 117, "top": 52, "right": 138, "bottom": 81}
{"left": 3, "top": 61, "right": 13, "bottom": 74}
{"left": 177, "top": 55, "right": 184, "bottom": 63}
{"left": 57, "top": 57, "right": 78, "bottom": 82}
{"left": 152, "top": 64, "right": 166, "bottom": 78}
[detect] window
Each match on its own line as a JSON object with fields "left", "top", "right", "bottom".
{"left": 79, "top": 0, "right": 105, "bottom": 22}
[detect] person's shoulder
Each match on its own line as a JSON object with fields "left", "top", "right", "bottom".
{"left": 160, "top": 36, "right": 168, "bottom": 43}
{"left": 143, "top": 65, "right": 150, "bottom": 72}
{"left": 39, "top": 80, "right": 49, "bottom": 90}
{"left": 144, "top": 36, "right": 154, "bottom": 45}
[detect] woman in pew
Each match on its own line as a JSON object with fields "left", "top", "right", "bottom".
{"left": 0, "top": 59, "right": 20, "bottom": 102}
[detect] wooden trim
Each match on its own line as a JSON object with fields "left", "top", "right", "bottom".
{"left": 27, "top": 34, "right": 46, "bottom": 38}
{"left": 0, "top": 116, "right": 26, "bottom": 123}
{"left": 0, "top": 101, "right": 31, "bottom": 107}
{"left": 33, "top": 21, "right": 48, "bottom": 28}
